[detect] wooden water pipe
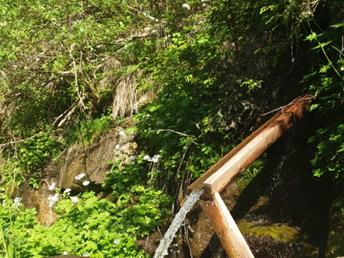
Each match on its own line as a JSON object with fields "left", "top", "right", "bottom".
{"left": 188, "top": 94, "right": 312, "bottom": 258}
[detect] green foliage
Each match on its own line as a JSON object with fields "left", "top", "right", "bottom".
{"left": 105, "top": 156, "right": 147, "bottom": 194}
{"left": 0, "top": 0, "right": 159, "bottom": 141}
{"left": 133, "top": 16, "right": 254, "bottom": 191}
{"left": 17, "top": 132, "right": 61, "bottom": 173}
{"left": 302, "top": 16, "right": 344, "bottom": 180}
{"left": 304, "top": 25, "right": 344, "bottom": 114}
{"left": 240, "top": 79, "right": 263, "bottom": 93}
{"left": 0, "top": 132, "right": 61, "bottom": 194}
{"left": 0, "top": 157, "right": 23, "bottom": 197}
{"left": 64, "top": 115, "right": 115, "bottom": 144}
{"left": 0, "top": 190, "right": 169, "bottom": 257}
{"left": 0, "top": 0, "right": 343, "bottom": 256}
{"left": 0, "top": 198, "right": 37, "bottom": 258}
{"left": 309, "top": 125, "right": 344, "bottom": 179}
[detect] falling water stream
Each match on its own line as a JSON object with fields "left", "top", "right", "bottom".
{"left": 153, "top": 189, "right": 204, "bottom": 258}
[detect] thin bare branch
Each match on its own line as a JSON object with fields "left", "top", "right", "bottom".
{"left": 156, "top": 129, "right": 193, "bottom": 138}
{"left": 260, "top": 95, "right": 316, "bottom": 116}
{"left": 127, "top": 6, "right": 165, "bottom": 24}
{"left": 0, "top": 134, "right": 39, "bottom": 148}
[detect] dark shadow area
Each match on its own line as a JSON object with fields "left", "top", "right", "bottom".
{"left": 201, "top": 113, "right": 336, "bottom": 258}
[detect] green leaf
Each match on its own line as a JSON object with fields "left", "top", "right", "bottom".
{"left": 330, "top": 22, "right": 344, "bottom": 29}
{"left": 319, "top": 64, "right": 330, "bottom": 73}
{"left": 306, "top": 32, "right": 318, "bottom": 42}
{"left": 310, "top": 104, "right": 319, "bottom": 111}
{"left": 312, "top": 41, "right": 332, "bottom": 50}
{"left": 259, "top": 5, "right": 276, "bottom": 15}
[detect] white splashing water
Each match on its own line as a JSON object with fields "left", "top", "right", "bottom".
{"left": 153, "top": 189, "right": 204, "bottom": 258}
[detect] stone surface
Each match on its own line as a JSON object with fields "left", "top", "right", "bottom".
{"left": 188, "top": 182, "right": 240, "bottom": 258}
{"left": 56, "top": 127, "right": 136, "bottom": 189}
{"left": 22, "top": 184, "right": 57, "bottom": 226}
{"left": 22, "top": 125, "right": 137, "bottom": 225}
{"left": 189, "top": 211, "right": 213, "bottom": 258}
{"left": 137, "top": 231, "right": 162, "bottom": 256}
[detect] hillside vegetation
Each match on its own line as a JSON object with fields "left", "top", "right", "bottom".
{"left": 0, "top": 0, "right": 343, "bottom": 257}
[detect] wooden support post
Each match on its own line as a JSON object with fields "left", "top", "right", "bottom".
{"left": 200, "top": 192, "right": 254, "bottom": 258}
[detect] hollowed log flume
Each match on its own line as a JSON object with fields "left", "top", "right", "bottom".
{"left": 188, "top": 94, "right": 313, "bottom": 200}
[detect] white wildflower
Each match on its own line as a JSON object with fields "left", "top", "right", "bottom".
{"left": 13, "top": 197, "right": 22, "bottom": 207}
{"left": 229, "top": 120, "right": 236, "bottom": 129}
{"left": 64, "top": 188, "right": 71, "bottom": 194}
{"left": 14, "top": 197, "right": 22, "bottom": 204}
{"left": 151, "top": 154, "right": 161, "bottom": 163}
{"left": 119, "top": 130, "right": 126, "bottom": 137}
{"left": 113, "top": 239, "right": 120, "bottom": 245}
{"left": 48, "top": 193, "right": 59, "bottom": 208}
{"left": 75, "top": 173, "right": 86, "bottom": 181}
{"left": 48, "top": 182, "right": 56, "bottom": 191}
{"left": 48, "top": 193, "right": 59, "bottom": 202}
{"left": 82, "top": 180, "right": 90, "bottom": 186}
{"left": 182, "top": 3, "right": 191, "bottom": 10}
{"left": 70, "top": 196, "right": 79, "bottom": 204}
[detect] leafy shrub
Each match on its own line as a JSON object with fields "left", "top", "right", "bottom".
{"left": 64, "top": 115, "right": 115, "bottom": 144}
{"left": 309, "top": 124, "right": 344, "bottom": 179}
{"left": 104, "top": 157, "right": 147, "bottom": 194}
{"left": 303, "top": 20, "right": 344, "bottom": 180}
{"left": 0, "top": 189, "right": 170, "bottom": 257}
{"left": 17, "top": 132, "right": 62, "bottom": 173}
{"left": 134, "top": 25, "right": 249, "bottom": 192}
{"left": 0, "top": 197, "right": 37, "bottom": 258}
{"left": 0, "top": 159, "right": 25, "bottom": 197}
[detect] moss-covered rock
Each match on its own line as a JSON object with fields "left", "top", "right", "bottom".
{"left": 238, "top": 219, "right": 300, "bottom": 243}
{"left": 238, "top": 219, "right": 318, "bottom": 258}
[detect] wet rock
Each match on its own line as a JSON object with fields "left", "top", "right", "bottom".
{"left": 237, "top": 219, "right": 301, "bottom": 243}
{"left": 238, "top": 218, "right": 318, "bottom": 257}
{"left": 138, "top": 231, "right": 187, "bottom": 258}
{"left": 137, "top": 231, "right": 161, "bottom": 256}
{"left": 246, "top": 235, "right": 310, "bottom": 258}
{"left": 189, "top": 211, "right": 213, "bottom": 258}
{"left": 188, "top": 182, "right": 240, "bottom": 258}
